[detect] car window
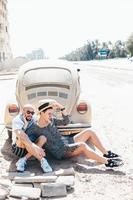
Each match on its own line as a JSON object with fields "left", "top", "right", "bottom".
{"left": 23, "top": 68, "right": 73, "bottom": 86}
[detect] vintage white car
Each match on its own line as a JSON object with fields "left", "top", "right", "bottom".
{"left": 4, "top": 59, "right": 91, "bottom": 138}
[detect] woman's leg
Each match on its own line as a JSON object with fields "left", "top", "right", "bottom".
{"left": 73, "top": 129, "right": 108, "bottom": 155}
{"left": 65, "top": 142, "right": 108, "bottom": 164}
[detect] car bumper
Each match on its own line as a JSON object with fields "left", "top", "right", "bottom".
{"left": 57, "top": 123, "right": 91, "bottom": 135}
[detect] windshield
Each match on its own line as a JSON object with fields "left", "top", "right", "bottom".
{"left": 23, "top": 68, "right": 73, "bottom": 86}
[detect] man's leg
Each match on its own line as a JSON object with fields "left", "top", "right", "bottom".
{"left": 64, "top": 142, "right": 123, "bottom": 168}
{"left": 16, "top": 133, "right": 46, "bottom": 160}
{"left": 16, "top": 135, "right": 47, "bottom": 160}
{"left": 25, "top": 135, "right": 47, "bottom": 160}
{"left": 35, "top": 135, "right": 53, "bottom": 172}
{"left": 73, "top": 129, "right": 108, "bottom": 155}
{"left": 16, "top": 135, "right": 53, "bottom": 172}
{"left": 15, "top": 135, "right": 47, "bottom": 172}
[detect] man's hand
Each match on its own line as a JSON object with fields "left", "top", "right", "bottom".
{"left": 52, "top": 101, "right": 64, "bottom": 110}
{"left": 52, "top": 101, "right": 67, "bottom": 116}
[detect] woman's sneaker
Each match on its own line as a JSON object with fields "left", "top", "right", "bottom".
{"left": 105, "top": 158, "right": 123, "bottom": 168}
{"left": 16, "top": 157, "right": 27, "bottom": 172}
{"left": 103, "top": 151, "right": 120, "bottom": 159}
{"left": 40, "top": 158, "right": 53, "bottom": 173}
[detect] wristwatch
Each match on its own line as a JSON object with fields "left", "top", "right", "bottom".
{"left": 60, "top": 107, "right": 65, "bottom": 111}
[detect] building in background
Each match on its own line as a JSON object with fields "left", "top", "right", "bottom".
{"left": 0, "top": 0, "right": 12, "bottom": 62}
{"left": 26, "top": 48, "right": 45, "bottom": 60}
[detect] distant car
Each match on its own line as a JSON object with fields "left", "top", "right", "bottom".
{"left": 4, "top": 59, "right": 91, "bottom": 138}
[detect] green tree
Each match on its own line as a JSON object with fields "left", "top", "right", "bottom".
{"left": 126, "top": 33, "right": 133, "bottom": 56}
{"left": 113, "top": 40, "right": 127, "bottom": 58}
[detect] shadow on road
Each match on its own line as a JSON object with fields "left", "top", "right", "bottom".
{"left": 0, "top": 138, "right": 126, "bottom": 176}
{"left": 1, "top": 138, "right": 18, "bottom": 172}
{"left": 74, "top": 163, "right": 126, "bottom": 176}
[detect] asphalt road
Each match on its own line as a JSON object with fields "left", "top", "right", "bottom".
{"left": 79, "top": 62, "right": 133, "bottom": 151}
{"left": 0, "top": 60, "right": 133, "bottom": 133}
{"left": 0, "top": 60, "right": 133, "bottom": 146}
{"left": 0, "top": 60, "right": 133, "bottom": 199}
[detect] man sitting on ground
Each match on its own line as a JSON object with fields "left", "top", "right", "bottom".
{"left": 25, "top": 99, "right": 123, "bottom": 168}
{"left": 12, "top": 104, "right": 52, "bottom": 173}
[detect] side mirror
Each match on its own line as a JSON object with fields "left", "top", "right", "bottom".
{"left": 77, "top": 68, "right": 80, "bottom": 72}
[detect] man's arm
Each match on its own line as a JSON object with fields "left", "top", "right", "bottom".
{"left": 12, "top": 116, "right": 45, "bottom": 160}
{"left": 14, "top": 129, "right": 45, "bottom": 160}
{"left": 14, "top": 129, "right": 32, "bottom": 146}
{"left": 52, "top": 102, "right": 70, "bottom": 126}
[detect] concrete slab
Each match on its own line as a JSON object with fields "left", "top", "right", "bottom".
{"left": 10, "top": 186, "right": 41, "bottom": 199}
{"left": 41, "top": 182, "right": 67, "bottom": 197}
{"left": 0, "top": 187, "right": 9, "bottom": 200}
{"left": 14, "top": 175, "right": 57, "bottom": 183}
{"left": 1, "top": 171, "right": 33, "bottom": 180}
{"left": 56, "top": 175, "right": 75, "bottom": 187}
{"left": 54, "top": 167, "right": 75, "bottom": 176}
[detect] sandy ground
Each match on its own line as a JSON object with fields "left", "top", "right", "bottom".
{"left": 0, "top": 59, "right": 133, "bottom": 199}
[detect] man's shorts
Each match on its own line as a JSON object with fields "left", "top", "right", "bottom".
{"left": 12, "top": 133, "right": 41, "bottom": 158}
{"left": 12, "top": 143, "right": 28, "bottom": 158}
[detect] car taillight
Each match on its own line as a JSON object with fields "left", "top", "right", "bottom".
{"left": 77, "top": 102, "right": 88, "bottom": 114}
{"left": 8, "top": 104, "right": 19, "bottom": 115}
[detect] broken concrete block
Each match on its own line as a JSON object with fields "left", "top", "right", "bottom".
{"left": 0, "top": 186, "right": 9, "bottom": 200}
{"left": 13, "top": 183, "right": 33, "bottom": 188}
{"left": 1, "top": 171, "right": 33, "bottom": 180}
{"left": 10, "top": 186, "right": 41, "bottom": 199}
{"left": 0, "top": 178, "right": 11, "bottom": 188}
{"left": 54, "top": 167, "right": 75, "bottom": 176}
{"left": 14, "top": 175, "right": 57, "bottom": 183}
{"left": 56, "top": 175, "right": 75, "bottom": 187}
{"left": 41, "top": 183, "right": 67, "bottom": 197}
{"left": 33, "top": 183, "right": 41, "bottom": 189}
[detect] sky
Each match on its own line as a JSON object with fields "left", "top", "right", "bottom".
{"left": 7, "top": 0, "right": 133, "bottom": 58}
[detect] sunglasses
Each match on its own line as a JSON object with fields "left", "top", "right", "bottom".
{"left": 26, "top": 110, "right": 35, "bottom": 115}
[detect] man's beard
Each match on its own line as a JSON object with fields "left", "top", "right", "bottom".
{"left": 26, "top": 117, "right": 31, "bottom": 121}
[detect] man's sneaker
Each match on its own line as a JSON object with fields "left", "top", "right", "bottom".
{"left": 16, "top": 157, "right": 27, "bottom": 172}
{"left": 105, "top": 158, "right": 123, "bottom": 168}
{"left": 103, "top": 151, "right": 120, "bottom": 159}
{"left": 40, "top": 158, "right": 53, "bottom": 173}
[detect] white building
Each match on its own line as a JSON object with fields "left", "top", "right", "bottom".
{"left": 26, "top": 48, "right": 45, "bottom": 60}
{"left": 0, "top": 0, "right": 12, "bottom": 62}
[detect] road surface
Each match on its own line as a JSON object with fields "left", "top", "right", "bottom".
{"left": 0, "top": 60, "right": 133, "bottom": 200}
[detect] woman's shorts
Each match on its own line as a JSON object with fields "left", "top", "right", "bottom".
{"left": 61, "top": 135, "right": 80, "bottom": 158}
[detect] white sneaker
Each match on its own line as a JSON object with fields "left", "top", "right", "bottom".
{"left": 16, "top": 158, "right": 27, "bottom": 172}
{"left": 40, "top": 158, "right": 53, "bottom": 173}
